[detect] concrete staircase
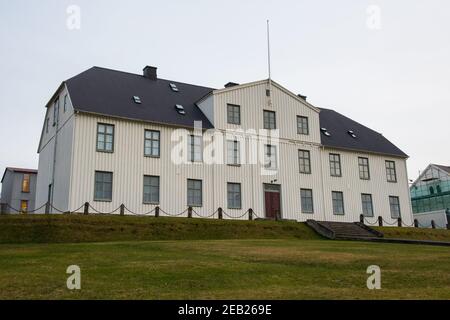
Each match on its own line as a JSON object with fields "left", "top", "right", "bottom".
{"left": 306, "top": 220, "right": 383, "bottom": 240}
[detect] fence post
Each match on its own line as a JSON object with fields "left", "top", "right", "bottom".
{"left": 188, "top": 207, "right": 193, "bottom": 218}
{"left": 83, "top": 202, "right": 89, "bottom": 215}
{"left": 155, "top": 206, "right": 160, "bottom": 218}
{"left": 218, "top": 207, "right": 223, "bottom": 220}
{"left": 431, "top": 220, "right": 436, "bottom": 229}
{"left": 360, "top": 214, "right": 364, "bottom": 224}
{"left": 120, "top": 204, "right": 125, "bottom": 216}
{"left": 414, "top": 219, "right": 419, "bottom": 228}
{"left": 447, "top": 223, "right": 450, "bottom": 230}
{"left": 45, "top": 202, "right": 50, "bottom": 214}
{"left": 249, "top": 208, "right": 253, "bottom": 221}
{"left": 397, "top": 217, "right": 402, "bottom": 227}
{"left": 378, "top": 216, "right": 383, "bottom": 227}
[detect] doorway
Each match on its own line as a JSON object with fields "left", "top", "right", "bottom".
{"left": 264, "top": 184, "right": 281, "bottom": 220}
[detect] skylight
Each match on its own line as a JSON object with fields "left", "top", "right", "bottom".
{"left": 320, "top": 127, "right": 331, "bottom": 137}
{"left": 170, "top": 83, "right": 179, "bottom": 92}
{"left": 175, "top": 104, "right": 185, "bottom": 115}
{"left": 348, "top": 130, "right": 357, "bottom": 138}
{"left": 133, "top": 96, "right": 141, "bottom": 104}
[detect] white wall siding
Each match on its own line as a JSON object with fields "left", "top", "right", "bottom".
{"left": 36, "top": 86, "right": 75, "bottom": 212}
{"left": 320, "top": 148, "right": 413, "bottom": 225}
{"left": 70, "top": 114, "right": 215, "bottom": 216}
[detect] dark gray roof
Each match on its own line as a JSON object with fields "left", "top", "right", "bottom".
{"left": 64, "top": 67, "right": 407, "bottom": 158}
{"left": 65, "top": 67, "right": 214, "bottom": 129}
{"left": 319, "top": 108, "right": 408, "bottom": 158}
{"left": 434, "top": 164, "right": 450, "bottom": 174}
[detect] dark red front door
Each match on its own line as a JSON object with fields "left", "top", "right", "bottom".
{"left": 265, "top": 191, "right": 280, "bottom": 219}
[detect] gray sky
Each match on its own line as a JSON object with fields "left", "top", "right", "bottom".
{"left": 1, "top": 0, "right": 449, "bottom": 191}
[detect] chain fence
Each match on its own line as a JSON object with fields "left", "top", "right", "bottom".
{"left": 1, "top": 203, "right": 448, "bottom": 228}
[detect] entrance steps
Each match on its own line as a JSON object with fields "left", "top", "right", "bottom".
{"left": 306, "top": 220, "right": 383, "bottom": 240}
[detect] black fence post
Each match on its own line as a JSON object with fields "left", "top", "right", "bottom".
{"left": 155, "top": 206, "right": 160, "bottom": 218}
{"left": 249, "top": 209, "right": 253, "bottom": 221}
{"left": 188, "top": 207, "right": 193, "bottom": 218}
{"left": 83, "top": 202, "right": 89, "bottom": 215}
{"left": 360, "top": 214, "right": 364, "bottom": 224}
{"left": 431, "top": 220, "right": 436, "bottom": 229}
{"left": 414, "top": 219, "right": 419, "bottom": 228}
{"left": 45, "top": 202, "right": 50, "bottom": 214}
{"left": 120, "top": 204, "right": 125, "bottom": 216}
{"left": 378, "top": 216, "right": 383, "bottom": 227}
{"left": 397, "top": 217, "right": 402, "bottom": 227}
{"left": 218, "top": 207, "right": 223, "bottom": 220}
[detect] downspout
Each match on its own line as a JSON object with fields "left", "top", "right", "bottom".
{"left": 50, "top": 100, "right": 60, "bottom": 210}
{"left": 320, "top": 145, "right": 326, "bottom": 221}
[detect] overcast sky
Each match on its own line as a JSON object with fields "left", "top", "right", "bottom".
{"left": 0, "top": 0, "right": 449, "bottom": 192}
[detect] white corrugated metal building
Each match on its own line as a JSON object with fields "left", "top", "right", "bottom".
{"left": 35, "top": 66, "right": 413, "bottom": 226}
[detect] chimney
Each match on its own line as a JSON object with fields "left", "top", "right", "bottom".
{"left": 143, "top": 66, "right": 157, "bottom": 80}
{"left": 297, "top": 94, "right": 307, "bottom": 101}
{"left": 224, "top": 82, "right": 239, "bottom": 88}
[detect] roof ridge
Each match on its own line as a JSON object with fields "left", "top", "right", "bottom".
{"left": 89, "top": 66, "right": 215, "bottom": 90}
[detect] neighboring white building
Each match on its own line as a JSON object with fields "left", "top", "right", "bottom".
{"left": 410, "top": 164, "right": 450, "bottom": 228}
{"left": 35, "top": 66, "right": 413, "bottom": 225}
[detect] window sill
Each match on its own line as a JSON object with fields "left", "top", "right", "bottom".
{"left": 144, "top": 155, "right": 161, "bottom": 159}
{"left": 227, "top": 164, "right": 241, "bottom": 167}
{"left": 96, "top": 150, "right": 114, "bottom": 154}
{"left": 143, "top": 202, "right": 159, "bottom": 205}
{"left": 227, "top": 207, "right": 242, "bottom": 210}
{"left": 187, "top": 205, "right": 203, "bottom": 208}
{"left": 387, "top": 180, "right": 398, "bottom": 183}
{"left": 301, "top": 211, "right": 314, "bottom": 214}
{"left": 333, "top": 213, "right": 345, "bottom": 216}
{"left": 93, "top": 199, "right": 112, "bottom": 203}
{"left": 299, "top": 172, "right": 312, "bottom": 175}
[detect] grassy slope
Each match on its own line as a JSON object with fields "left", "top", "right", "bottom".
{"left": 0, "top": 239, "right": 449, "bottom": 300}
{"left": 375, "top": 226, "right": 450, "bottom": 242}
{"left": 0, "top": 215, "right": 320, "bottom": 244}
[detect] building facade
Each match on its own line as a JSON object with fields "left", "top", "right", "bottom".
{"left": 410, "top": 164, "right": 450, "bottom": 228}
{"left": 0, "top": 167, "right": 38, "bottom": 213}
{"left": 35, "top": 66, "right": 413, "bottom": 225}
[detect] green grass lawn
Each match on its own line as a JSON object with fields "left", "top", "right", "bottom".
{"left": 1, "top": 239, "right": 449, "bottom": 300}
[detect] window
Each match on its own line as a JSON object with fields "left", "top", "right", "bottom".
{"left": 227, "top": 104, "right": 241, "bottom": 125}
{"left": 361, "top": 194, "right": 374, "bottom": 217}
{"left": 46, "top": 118, "right": 49, "bottom": 133}
{"left": 332, "top": 191, "right": 345, "bottom": 215}
{"left": 187, "top": 179, "right": 202, "bottom": 207}
{"left": 53, "top": 99, "right": 59, "bottom": 126}
{"left": 20, "top": 200, "right": 28, "bottom": 213}
{"left": 389, "top": 196, "right": 401, "bottom": 219}
{"left": 22, "top": 174, "right": 30, "bottom": 193}
{"left": 298, "top": 150, "right": 311, "bottom": 174}
{"left": 297, "top": 116, "right": 309, "bottom": 135}
{"left": 144, "top": 130, "right": 160, "bottom": 157}
{"left": 227, "top": 140, "right": 240, "bottom": 165}
{"left": 300, "top": 189, "right": 314, "bottom": 213}
{"left": 188, "top": 135, "right": 202, "bottom": 162}
{"left": 143, "top": 175, "right": 160, "bottom": 204}
{"left": 385, "top": 161, "right": 397, "bottom": 182}
{"left": 264, "top": 145, "right": 277, "bottom": 170}
{"left": 97, "top": 123, "right": 114, "bottom": 152}
{"left": 94, "top": 171, "right": 113, "bottom": 201}
{"left": 358, "top": 157, "right": 370, "bottom": 180}
{"left": 263, "top": 110, "right": 276, "bottom": 129}
{"left": 227, "top": 183, "right": 242, "bottom": 209}
{"left": 429, "top": 186, "right": 435, "bottom": 195}
{"left": 329, "top": 154, "right": 342, "bottom": 177}
{"left": 63, "top": 94, "right": 68, "bottom": 112}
